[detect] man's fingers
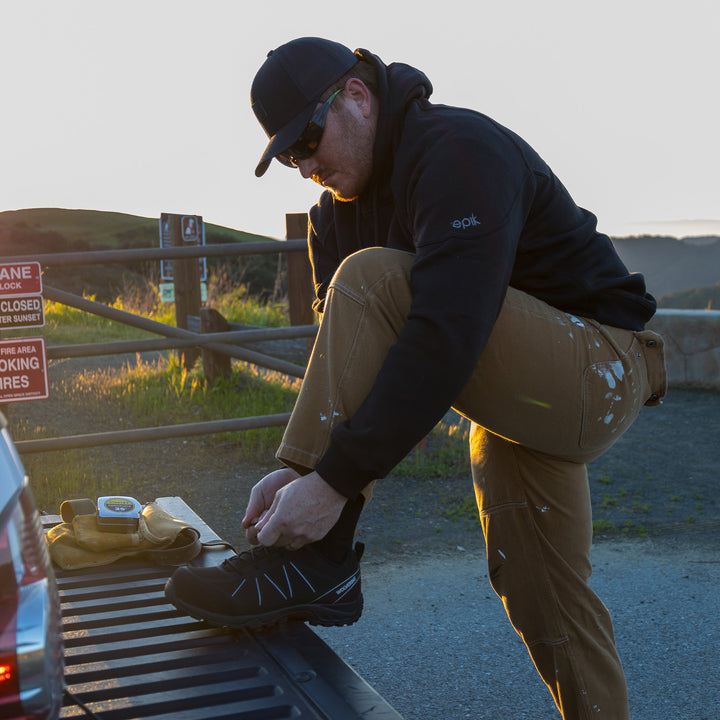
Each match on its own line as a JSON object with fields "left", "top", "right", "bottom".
{"left": 245, "top": 509, "right": 270, "bottom": 544}
{"left": 242, "top": 468, "right": 300, "bottom": 528}
{"left": 256, "top": 515, "right": 281, "bottom": 547}
{"left": 255, "top": 502, "right": 308, "bottom": 548}
{"left": 246, "top": 472, "right": 345, "bottom": 550}
{"left": 242, "top": 484, "right": 270, "bottom": 528}
{"left": 241, "top": 494, "right": 260, "bottom": 528}
{"left": 250, "top": 490, "right": 283, "bottom": 544}
{"left": 246, "top": 525, "right": 259, "bottom": 545}
{"left": 255, "top": 508, "right": 321, "bottom": 549}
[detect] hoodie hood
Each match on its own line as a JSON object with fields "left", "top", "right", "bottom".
{"left": 327, "top": 50, "right": 433, "bottom": 250}
{"left": 308, "top": 51, "right": 434, "bottom": 283}
{"left": 355, "top": 49, "right": 433, "bottom": 186}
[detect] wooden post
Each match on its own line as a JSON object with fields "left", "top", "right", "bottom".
{"left": 200, "top": 307, "right": 231, "bottom": 383}
{"left": 285, "top": 213, "right": 315, "bottom": 359}
{"left": 168, "top": 214, "right": 201, "bottom": 370}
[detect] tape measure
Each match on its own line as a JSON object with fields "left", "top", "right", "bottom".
{"left": 97, "top": 496, "right": 142, "bottom": 532}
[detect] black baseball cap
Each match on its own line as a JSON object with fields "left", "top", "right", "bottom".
{"left": 251, "top": 37, "right": 358, "bottom": 177}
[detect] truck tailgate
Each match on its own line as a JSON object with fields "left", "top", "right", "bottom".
{"left": 46, "top": 498, "right": 403, "bottom": 720}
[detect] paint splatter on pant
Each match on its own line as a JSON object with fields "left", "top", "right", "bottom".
{"left": 277, "top": 247, "right": 667, "bottom": 719}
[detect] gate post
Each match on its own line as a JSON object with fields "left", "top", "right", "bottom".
{"left": 285, "top": 213, "right": 314, "bottom": 360}
{"left": 200, "top": 307, "right": 232, "bottom": 383}
{"left": 168, "top": 215, "right": 202, "bottom": 369}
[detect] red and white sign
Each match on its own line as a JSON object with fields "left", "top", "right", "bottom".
{"left": 0, "top": 262, "right": 42, "bottom": 297}
{"left": 0, "top": 337, "right": 48, "bottom": 403}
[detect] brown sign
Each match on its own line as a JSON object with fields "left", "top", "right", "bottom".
{"left": 0, "top": 337, "right": 49, "bottom": 403}
{"left": 159, "top": 213, "right": 206, "bottom": 282}
{"left": 0, "top": 295, "right": 45, "bottom": 329}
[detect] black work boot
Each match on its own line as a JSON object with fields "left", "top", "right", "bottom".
{"left": 165, "top": 542, "right": 364, "bottom": 630}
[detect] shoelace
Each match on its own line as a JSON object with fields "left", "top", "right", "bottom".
{"left": 222, "top": 544, "right": 294, "bottom": 572}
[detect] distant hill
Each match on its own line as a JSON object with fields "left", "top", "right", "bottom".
{"left": 611, "top": 234, "right": 720, "bottom": 301}
{"left": 616, "top": 219, "right": 720, "bottom": 238}
{"left": 0, "top": 208, "right": 280, "bottom": 302}
{"left": 0, "top": 207, "right": 275, "bottom": 248}
{"left": 657, "top": 282, "right": 720, "bottom": 310}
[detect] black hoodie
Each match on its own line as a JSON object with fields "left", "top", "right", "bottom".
{"left": 308, "top": 51, "right": 656, "bottom": 500}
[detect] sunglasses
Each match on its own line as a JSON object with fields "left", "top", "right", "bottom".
{"left": 277, "top": 88, "right": 343, "bottom": 167}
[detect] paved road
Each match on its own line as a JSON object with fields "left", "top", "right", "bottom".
{"left": 315, "top": 531, "right": 719, "bottom": 720}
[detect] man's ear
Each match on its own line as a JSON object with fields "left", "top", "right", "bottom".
{"left": 343, "top": 78, "right": 374, "bottom": 118}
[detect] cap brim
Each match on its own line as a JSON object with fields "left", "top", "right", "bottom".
{"left": 254, "top": 101, "right": 317, "bottom": 177}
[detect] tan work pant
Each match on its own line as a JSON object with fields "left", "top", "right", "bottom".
{"left": 277, "top": 247, "right": 667, "bottom": 720}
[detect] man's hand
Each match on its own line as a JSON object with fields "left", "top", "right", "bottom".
{"left": 251, "top": 471, "right": 347, "bottom": 549}
{"left": 242, "top": 467, "right": 300, "bottom": 544}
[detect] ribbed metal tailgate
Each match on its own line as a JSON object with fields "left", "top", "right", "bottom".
{"left": 45, "top": 498, "right": 404, "bottom": 720}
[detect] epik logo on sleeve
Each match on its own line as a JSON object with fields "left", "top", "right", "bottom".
{"left": 451, "top": 213, "right": 482, "bottom": 230}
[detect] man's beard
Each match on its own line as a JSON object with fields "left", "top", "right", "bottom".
{"left": 327, "top": 186, "right": 358, "bottom": 203}
{"left": 312, "top": 111, "right": 374, "bottom": 201}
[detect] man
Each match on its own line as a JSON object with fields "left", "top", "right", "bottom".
{"left": 166, "top": 37, "right": 667, "bottom": 719}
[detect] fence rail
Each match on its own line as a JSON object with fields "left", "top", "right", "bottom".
{"left": 43, "top": 284, "right": 313, "bottom": 378}
{"left": 3, "top": 239, "right": 306, "bottom": 266}
{"left": 45, "top": 324, "right": 318, "bottom": 360}
{"left": 14, "top": 413, "right": 292, "bottom": 454}
{"left": 6, "top": 221, "right": 315, "bottom": 455}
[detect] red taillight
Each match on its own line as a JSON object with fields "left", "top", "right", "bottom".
{"left": 0, "top": 655, "right": 20, "bottom": 702}
{"left": 0, "top": 656, "right": 18, "bottom": 691}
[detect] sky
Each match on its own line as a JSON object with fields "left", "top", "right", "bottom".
{"left": 1, "top": 0, "right": 718, "bottom": 241}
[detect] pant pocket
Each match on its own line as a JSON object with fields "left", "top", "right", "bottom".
{"left": 635, "top": 330, "right": 667, "bottom": 405}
